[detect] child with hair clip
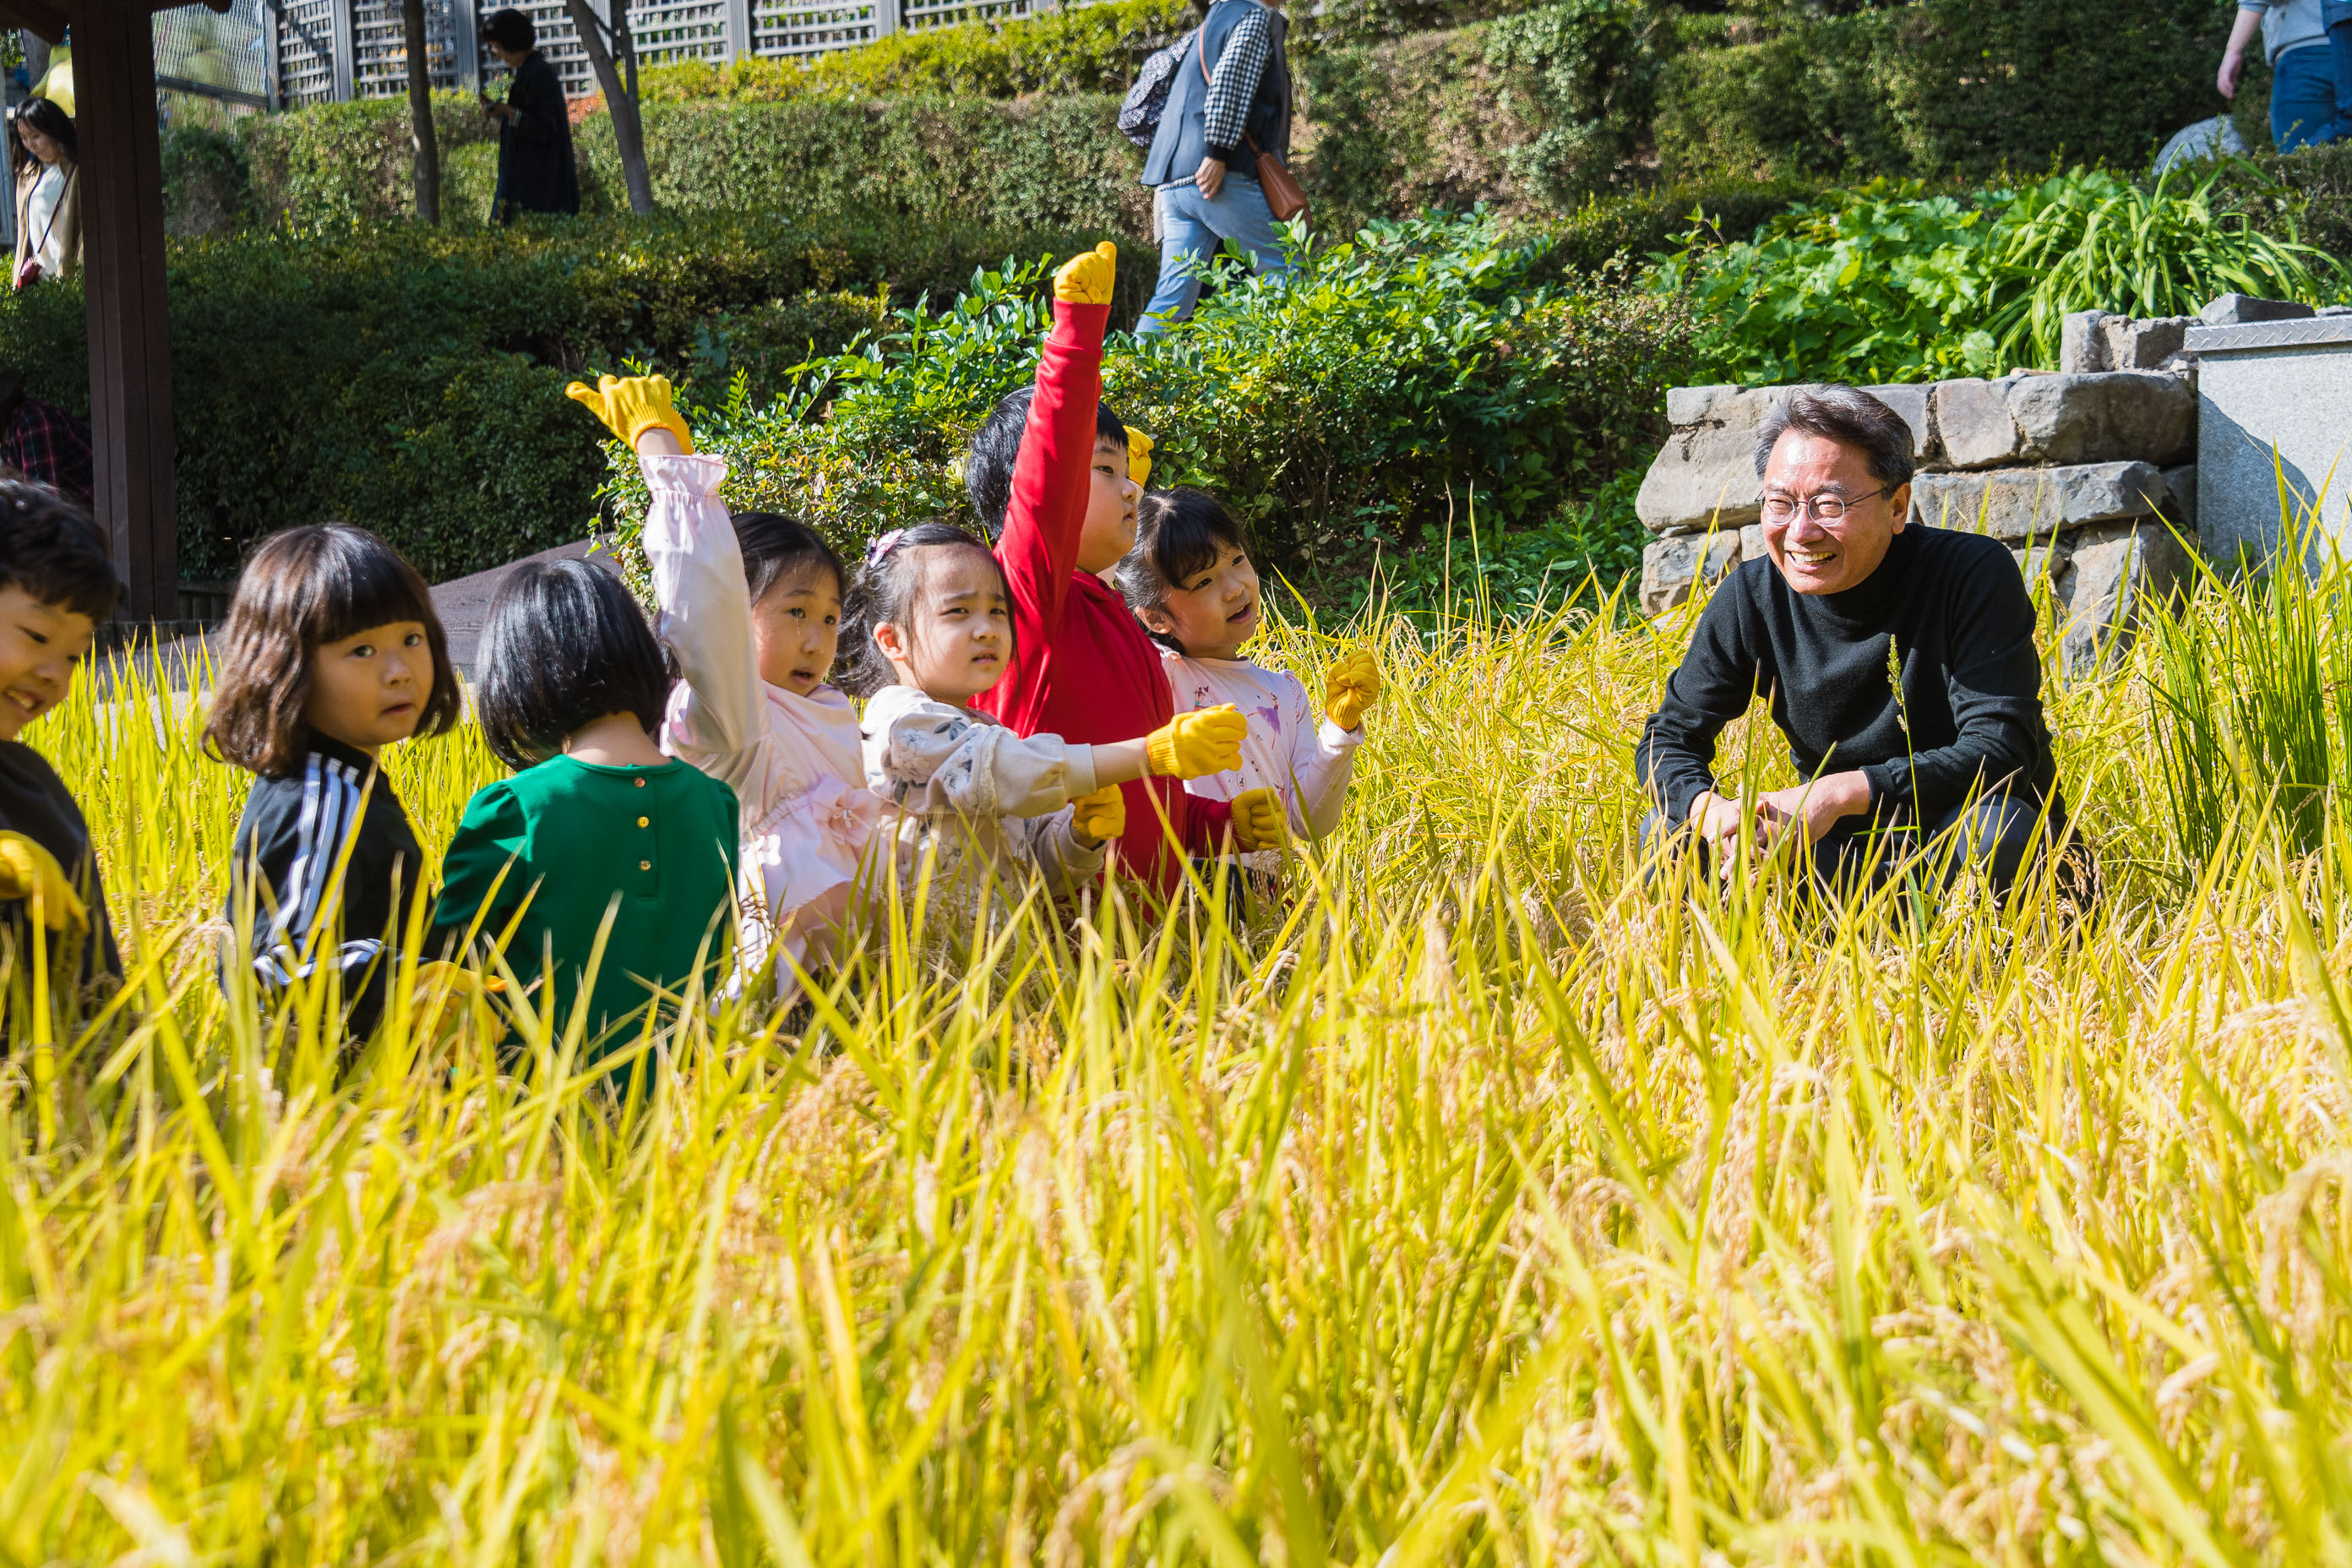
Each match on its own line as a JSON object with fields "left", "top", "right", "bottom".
{"left": 962, "top": 241, "right": 1287, "bottom": 896}
{"left": 1117, "top": 487, "right": 1381, "bottom": 867}
{"left": 837, "top": 520, "right": 1248, "bottom": 921}
{"left": 431, "top": 558, "right": 739, "bottom": 1059}
{"left": 208, "top": 525, "right": 464, "bottom": 1036}
{"left": 564, "top": 373, "right": 883, "bottom": 981}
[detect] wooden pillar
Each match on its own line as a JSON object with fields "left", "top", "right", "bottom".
{"left": 76, "top": 0, "right": 177, "bottom": 619}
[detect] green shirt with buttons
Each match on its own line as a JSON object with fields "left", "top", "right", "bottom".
{"left": 433, "top": 755, "right": 741, "bottom": 1055}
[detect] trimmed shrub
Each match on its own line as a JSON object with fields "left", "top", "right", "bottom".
{"left": 641, "top": 0, "right": 1195, "bottom": 101}
{"left": 0, "top": 211, "right": 1141, "bottom": 584}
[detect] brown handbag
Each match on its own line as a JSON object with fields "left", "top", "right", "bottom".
{"left": 1195, "top": 28, "right": 1307, "bottom": 224}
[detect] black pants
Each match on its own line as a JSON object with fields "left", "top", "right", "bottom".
{"left": 1641, "top": 791, "right": 2089, "bottom": 905}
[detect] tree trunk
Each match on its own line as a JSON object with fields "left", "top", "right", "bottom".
{"left": 561, "top": 0, "right": 655, "bottom": 215}
{"left": 400, "top": 0, "right": 440, "bottom": 224}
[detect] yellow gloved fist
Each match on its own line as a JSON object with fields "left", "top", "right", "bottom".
{"left": 564, "top": 373, "right": 695, "bottom": 454}
{"left": 1125, "top": 426, "right": 1154, "bottom": 488}
{"left": 1054, "top": 241, "right": 1118, "bottom": 306}
{"left": 1070, "top": 785, "right": 1126, "bottom": 847}
{"left": 1228, "top": 787, "right": 1288, "bottom": 853}
{"left": 1323, "top": 649, "right": 1382, "bottom": 732}
{"left": 1146, "top": 704, "right": 1245, "bottom": 779}
{"left": 408, "top": 959, "right": 507, "bottom": 1042}
{"left": 0, "top": 831, "right": 85, "bottom": 935}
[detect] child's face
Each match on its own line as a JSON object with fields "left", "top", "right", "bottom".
{"left": 874, "top": 547, "right": 1013, "bottom": 707}
{"left": 749, "top": 562, "right": 842, "bottom": 697}
{"left": 0, "top": 585, "right": 93, "bottom": 742}
{"left": 1075, "top": 433, "right": 1142, "bottom": 575}
{"left": 302, "top": 620, "right": 434, "bottom": 759}
{"left": 1143, "top": 542, "right": 1261, "bottom": 662}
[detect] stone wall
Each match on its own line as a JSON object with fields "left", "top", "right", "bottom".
{"left": 1635, "top": 356, "right": 2199, "bottom": 674}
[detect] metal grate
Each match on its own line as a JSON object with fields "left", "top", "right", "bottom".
{"left": 351, "top": 0, "right": 465, "bottom": 97}
{"left": 629, "top": 0, "right": 729, "bottom": 67}
{"left": 900, "top": 0, "right": 1037, "bottom": 31}
{"left": 273, "top": 0, "right": 340, "bottom": 104}
{"left": 751, "top": 0, "right": 881, "bottom": 59}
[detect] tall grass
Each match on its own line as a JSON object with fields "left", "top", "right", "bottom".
{"left": 9, "top": 578, "right": 2352, "bottom": 1562}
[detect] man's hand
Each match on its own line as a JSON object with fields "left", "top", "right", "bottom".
{"left": 1752, "top": 770, "right": 1873, "bottom": 852}
{"left": 1054, "top": 242, "right": 1118, "bottom": 305}
{"left": 2219, "top": 47, "right": 2245, "bottom": 98}
{"left": 1194, "top": 156, "right": 1227, "bottom": 199}
{"left": 1686, "top": 791, "right": 1753, "bottom": 859}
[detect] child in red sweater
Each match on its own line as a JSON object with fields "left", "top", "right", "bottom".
{"left": 968, "top": 242, "right": 1284, "bottom": 896}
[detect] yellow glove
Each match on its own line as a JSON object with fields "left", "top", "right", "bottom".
{"left": 1323, "top": 649, "right": 1382, "bottom": 732}
{"left": 1070, "top": 785, "right": 1126, "bottom": 847}
{"left": 1146, "top": 705, "right": 1245, "bottom": 779}
{"left": 1126, "top": 426, "right": 1154, "bottom": 488}
{"left": 1054, "top": 241, "right": 1118, "bottom": 305}
{"left": 563, "top": 373, "right": 695, "bottom": 454}
{"left": 408, "top": 959, "right": 506, "bottom": 1042}
{"left": 1228, "top": 788, "right": 1288, "bottom": 853}
{"left": 0, "top": 831, "right": 84, "bottom": 935}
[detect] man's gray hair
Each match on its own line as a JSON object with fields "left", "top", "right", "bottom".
{"left": 1752, "top": 384, "right": 1917, "bottom": 488}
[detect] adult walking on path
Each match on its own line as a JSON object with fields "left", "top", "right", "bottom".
{"left": 481, "top": 8, "right": 580, "bottom": 224}
{"left": 8, "top": 99, "right": 79, "bottom": 289}
{"left": 2222, "top": 0, "right": 2340, "bottom": 151}
{"left": 1135, "top": 0, "right": 1294, "bottom": 335}
{"left": 1635, "top": 386, "right": 2083, "bottom": 903}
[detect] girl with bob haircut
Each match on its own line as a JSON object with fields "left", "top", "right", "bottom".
{"left": 1116, "top": 487, "right": 1380, "bottom": 869}
{"left": 564, "top": 373, "right": 886, "bottom": 985}
{"left": 839, "top": 519, "right": 1247, "bottom": 934}
{"left": 208, "top": 525, "right": 461, "bottom": 1036}
{"left": 432, "top": 557, "right": 739, "bottom": 1062}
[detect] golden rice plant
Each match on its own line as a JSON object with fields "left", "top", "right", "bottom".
{"left": 7, "top": 559, "right": 2352, "bottom": 1565}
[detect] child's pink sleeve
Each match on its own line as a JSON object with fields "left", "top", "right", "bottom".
{"left": 995, "top": 298, "right": 1111, "bottom": 653}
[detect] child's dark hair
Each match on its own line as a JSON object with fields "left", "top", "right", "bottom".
{"left": 964, "top": 387, "right": 1130, "bottom": 538}
{"left": 836, "top": 520, "right": 1016, "bottom": 698}
{"left": 476, "top": 558, "right": 672, "bottom": 770}
{"left": 0, "top": 477, "right": 119, "bottom": 624}
{"left": 205, "top": 525, "right": 460, "bottom": 778}
{"left": 1114, "top": 487, "right": 1252, "bottom": 651}
{"left": 733, "top": 511, "right": 846, "bottom": 605}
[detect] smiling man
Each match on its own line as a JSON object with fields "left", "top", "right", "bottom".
{"left": 1635, "top": 384, "right": 2075, "bottom": 900}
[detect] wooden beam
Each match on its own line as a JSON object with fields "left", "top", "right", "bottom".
{"left": 76, "top": 0, "right": 178, "bottom": 620}
{"left": 0, "top": 0, "right": 68, "bottom": 47}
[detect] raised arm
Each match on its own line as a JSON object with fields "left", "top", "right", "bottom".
{"left": 996, "top": 245, "right": 1116, "bottom": 653}
{"left": 640, "top": 450, "right": 768, "bottom": 763}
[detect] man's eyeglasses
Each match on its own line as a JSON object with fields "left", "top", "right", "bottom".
{"left": 1761, "top": 483, "right": 1897, "bottom": 523}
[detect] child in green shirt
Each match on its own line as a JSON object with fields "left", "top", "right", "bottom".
{"left": 433, "top": 558, "right": 739, "bottom": 1068}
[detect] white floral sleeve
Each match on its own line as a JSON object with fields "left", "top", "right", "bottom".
{"left": 861, "top": 686, "right": 1102, "bottom": 819}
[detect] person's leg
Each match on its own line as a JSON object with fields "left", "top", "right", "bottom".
{"left": 1926, "top": 792, "right": 2048, "bottom": 900}
{"left": 1200, "top": 176, "right": 1298, "bottom": 279}
{"left": 1810, "top": 816, "right": 1917, "bottom": 901}
{"left": 1135, "top": 183, "right": 1218, "bottom": 336}
{"left": 2272, "top": 43, "right": 2338, "bottom": 151}
{"left": 2328, "top": 3, "right": 2352, "bottom": 139}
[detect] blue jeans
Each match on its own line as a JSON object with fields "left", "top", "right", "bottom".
{"left": 2271, "top": 41, "right": 2340, "bottom": 150}
{"left": 2328, "top": 3, "right": 2352, "bottom": 139}
{"left": 1135, "top": 177, "right": 1295, "bottom": 336}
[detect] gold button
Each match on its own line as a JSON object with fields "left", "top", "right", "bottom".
{"left": 637, "top": 816, "right": 649, "bottom": 828}
{"left": 634, "top": 778, "right": 646, "bottom": 788}
{"left": 639, "top": 859, "right": 651, "bottom": 871}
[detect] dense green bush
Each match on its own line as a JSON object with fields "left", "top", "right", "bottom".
{"left": 1658, "top": 167, "right": 2349, "bottom": 387}
{"left": 642, "top": 0, "right": 1193, "bottom": 101}
{"left": 0, "top": 211, "right": 1144, "bottom": 583}
{"left": 229, "top": 94, "right": 1149, "bottom": 239}
{"left": 598, "top": 212, "right": 1696, "bottom": 595}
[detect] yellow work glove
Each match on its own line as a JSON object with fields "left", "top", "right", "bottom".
{"left": 1054, "top": 241, "right": 1118, "bottom": 305}
{"left": 1070, "top": 785, "right": 1126, "bottom": 847}
{"left": 563, "top": 373, "right": 695, "bottom": 454}
{"left": 1228, "top": 788, "right": 1288, "bottom": 853}
{"left": 1126, "top": 426, "right": 1154, "bottom": 488}
{"left": 1146, "top": 705, "right": 1246, "bottom": 779}
{"left": 0, "top": 831, "right": 85, "bottom": 935}
{"left": 1323, "top": 649, "right": 1382, "bottom": 732}
{"left": 408, "top": 959, "right": 506, "bottom": 1043}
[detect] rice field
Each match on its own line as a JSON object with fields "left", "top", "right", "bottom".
{"left": 5, "top": 568, "right": 2352, "bottom": 1566}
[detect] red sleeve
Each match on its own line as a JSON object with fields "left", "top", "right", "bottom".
{"left": 1176, "top": 791, "right": 1233, "bottom": 853}
{"left": 995, "top": 299, "right": 1111, "bottom": 655}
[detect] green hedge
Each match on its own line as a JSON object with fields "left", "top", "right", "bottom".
{"left": 641, "top": 0, "right": 1193, "bottom": 101}
{"left": 225, "top": 93, "right": 1149, "bottom": 239}
{"left": 0, "top": 212, "right": 1146, "bottom": 585}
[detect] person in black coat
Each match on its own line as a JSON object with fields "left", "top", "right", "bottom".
{"left": 481, "top": 8, "right": 580, "bottom": 223}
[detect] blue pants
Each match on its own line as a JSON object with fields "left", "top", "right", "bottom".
{"left": 2271, "top": 41, "right": 2341, "bottom": 151}
{"left": 2329, "top": 3, "right": 2352, "bottom": 140}
{"left": 1135, "top": 177, "right": 1295, "bottom": 337}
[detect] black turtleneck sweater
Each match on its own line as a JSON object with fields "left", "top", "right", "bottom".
{"left": 1636, "top": 525, "right": 2061, "bottom": 827}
